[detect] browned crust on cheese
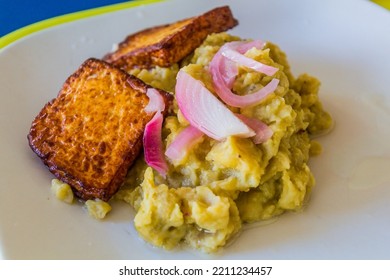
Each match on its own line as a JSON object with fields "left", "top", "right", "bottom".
{"left": 103, "top": 6, "right": 238, "bottom": 70}
{"left": 28, "top": 58, "right": 172, "bottom": 201}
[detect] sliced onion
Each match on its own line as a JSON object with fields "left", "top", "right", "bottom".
{"left": 165, "top": 125, "right": 204, "bottom": 162}
{"left": 236, "top": 114, "right": 273, "bottom": 144}
{"left": 144, "top": 88, "right": 165, "bottom": 113}
{"left": 217, "top": 40, "right": 266, "bottom": 89}
{"left": 221, "top": 46, "right": 278, "bottom": 76}
{"left": 143, "top": 111, "right": 168, "bottom": 177}
{"left": 221, "top": 58, "right": 238, "bottom": 88}
{"left": 175, "top": 70, "right": 255, "bottom": 141}
{"left": 209, "top": 41, "right": 280, "bottom": 108}
{"left": 143, "top": 88, "right": 168, "bottom": 177}
{"left": 235, "top": 40, "right": 265, "bottom": 53}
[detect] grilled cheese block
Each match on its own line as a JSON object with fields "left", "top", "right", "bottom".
{"left": 103, "top": 6, "right": 238, "bottom": 70}
{"left": 28, "top": 58, "right": 172, "bottom": 201}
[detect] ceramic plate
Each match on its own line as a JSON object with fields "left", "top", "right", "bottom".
{"left": 1, "top": 0, "right": 390, "bottom": 259}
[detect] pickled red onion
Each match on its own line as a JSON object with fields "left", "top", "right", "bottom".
{"left": 236, "top": 114, "right": 273, "bottom": 144}
{"left": 235, "top": 40, "right": 265, "bottom": 53}
{"left": 219, "top": 40, "right": 266, "bottom": 87}
{"left": 143, "top": 88, "right": 168, "bottom": 176}
{"left": 175, "top": 70, "right": 255, "bottom": 141}
{"left": 209, "top": 41, "right": 279, "bottom": 108}
{"left": 221, "top": 47, "right": 278, "bottom": 76}
{"left": 165, "top": 125, "right": 204, "bottom": 161}
{"left": 144, "top": 88, "right": 165, "bottom": 113}
{"left": 221, "top": 59, "right": 238, "bottom": 88}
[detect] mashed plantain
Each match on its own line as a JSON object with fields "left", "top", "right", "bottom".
{"left": 115, "top": 33, "right": 332, "bottom": 252}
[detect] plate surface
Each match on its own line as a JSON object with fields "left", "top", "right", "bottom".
{"left": 1, "top": 0, "right": 390, "bottom": 260}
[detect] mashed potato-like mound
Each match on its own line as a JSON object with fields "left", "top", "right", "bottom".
{"left": 115, "top": 33, "right": 332, "bottom": 252}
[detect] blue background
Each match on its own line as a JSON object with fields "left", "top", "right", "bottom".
{"left": 0, "top": 0, "right": 130, "bottom": 37}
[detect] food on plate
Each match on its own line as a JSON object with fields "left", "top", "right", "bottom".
{"left": 28, "top": 6, "right": 332, "bottom": 253}
{"left": 115, "top": 31, "right": 332, "bottom": 252}
{"left": 85, "top": 199, "right": 112, "bottom": 219}
{"left": 103, "top": 6, "right": 238, "bottom": 70}
{"left": 28, "top": 58, "right": 172, "bottom": 201}
{"left": 50, "top": 179, "right": 74, "bottom": 204}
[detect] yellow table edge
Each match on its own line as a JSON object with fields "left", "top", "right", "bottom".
{"left": 0, "top": 0, "right": 164, "bottom": 50}
{"left": 372, "top": 0, "right": 390, "bottom": 10}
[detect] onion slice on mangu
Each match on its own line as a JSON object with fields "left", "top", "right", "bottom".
{"left": 219, "top": 40, "right": 266, "bottom": 87}
{"left": 175, "top": 70, "right": 255, "bottom": 141}
{"left": 144, "top": 87, "right": 165, "bottom": 113}
{"left": 221, "top": 46, "right": 278, "bottom": 76}
{"left": 165, "top": 125, "right": 204, "bottom": 162}
{"left": 143, "top": 88, "right": 168, "bottom": 176}
{"left": 235, "top": 40, "right": 265, "bottom": 53}
{"left": 236, "top": 114, "right": 273, "bottom": 144}
{"left": 209, "top": 41, "right": 280, "bottom": 108}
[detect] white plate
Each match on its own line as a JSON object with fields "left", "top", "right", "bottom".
{"left": 1, "top": 0, "right": 390, "bottom": 260}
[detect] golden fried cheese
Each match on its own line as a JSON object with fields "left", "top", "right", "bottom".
{"left": 103, "top": 6, "right": 238, "bottom": 70}
{"left": 28, "top": 58, "right": 172, "bottom": 201}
